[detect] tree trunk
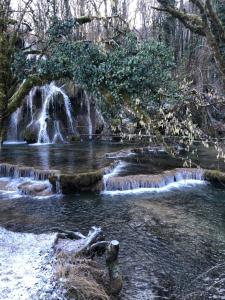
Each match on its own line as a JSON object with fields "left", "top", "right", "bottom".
{"left": 0, "top": 27, "right": 11, "bottom": 145}
{"left": 0, "top": 116, "right": 7, "bottom": 146}
{"left": 0, "top": 92, "right": 8, "bottom": 146}
{"left": 54, "top": 227, "right": 123, "bottom": 296}
{"left": 106, "top": 240, "right": 123, "bottom": 295}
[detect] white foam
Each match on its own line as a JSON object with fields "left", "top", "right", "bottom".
{"left": 29, "top": 142, "right": 52, "bottom": 146}
{"left": 102, "top": 179, "right": 206, "bottom": 195}
{"left": 3, "top": 141, "right": 27, "bottom": 145}
{"left": 0, "top": 177, "right": 53, "bottom": 198}
{"left": 103, "top": 161, "right": 127, "bottom": 189}
{"left": 0, "top": 227, "right": 57, "bottom": 300}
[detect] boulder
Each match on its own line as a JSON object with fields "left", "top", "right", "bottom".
{"left": 49, "top": 170, "right": 103, "bottom": 194}
{"left": 18, "top": 182, "right": 53, "bottom": 196}
{"left": 204, "top": 169, "right": 225, "bottom": 184}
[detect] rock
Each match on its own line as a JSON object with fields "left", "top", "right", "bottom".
{"left": 23, "top": 128, "right": 37, "bottom": 144}
{"left": 70, "top": 135, "right": 81, "bottom": 142}
{"left": 49, "top": 170, "right": 103, "bottom": 194}
{"left": 204, "top": 169, "right": 225, "bottom": 184}
{"left": 18, "top": 182, "right": 53, "bottom": 196}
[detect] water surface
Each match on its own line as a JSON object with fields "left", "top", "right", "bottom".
{"left": 1, "top": 143, "right": 225, "bottom": 299}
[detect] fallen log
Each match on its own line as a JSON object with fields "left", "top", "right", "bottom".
{"left": 54, "top": 226, "right": 123, "bottom": 296}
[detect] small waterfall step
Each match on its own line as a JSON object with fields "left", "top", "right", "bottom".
{"left": 0, "top": 163, "right": 61, "bottom": 197}
{"left": 104, "top": 168, "right": 205, "bottom": 192}
{"left": 0, "top": 163, "right": 60, "bottom": 180}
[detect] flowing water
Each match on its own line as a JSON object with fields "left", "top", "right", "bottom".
{"left": 37, "top": 83, "right": 75, "bottom": 144}
{"left": 1, "top": 143, "right": 225, "bottom": 299}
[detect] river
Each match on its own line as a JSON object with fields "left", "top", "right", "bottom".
{"left": 0, "top": 142, "right": 225, "bottom": 299}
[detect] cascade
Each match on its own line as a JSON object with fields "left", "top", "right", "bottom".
{"left": 52, "top": 120, "right": 64, "bottom": 143}
{"left": 0, "top": 163, "right": 60, "bottom": 180}
{"left": 26, "top": 87, "right": 37, "bottom": 128}
{"left": 103, "top": 161, "right": 127, "bottom": 190}
{"left": 37, "top": 82, "right": 75, "bottom": 144}
{"left": 6, "top": 82, "right": 76, "bottom": 144}
{"left": 7, "top": 107, "right": 22, "bottom": 142}
{"left": 103, "top": 167, "right": 206, "bottom": 194}
{"left": 5, "top": 82, "right": 104, "bottom": 144}
{"left": 0, "top": 163, "right": 61, "bottom": 197}
{"left": 84, "top": 91, "right": 93, "bottom": 140}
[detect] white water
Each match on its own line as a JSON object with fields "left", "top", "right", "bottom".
{"left": 3, "top": 141, "right": 27, "bottom": 145}
{"left": 102, "top": 179, "right": 206, "bottom": 195}
{"left": 7, "top": 108, "right": 22, "bottom": 142}
{"left": 0, "top": 177, "right": 53, "bottom": 198}
{"left": 26, "top": 87, "right": 37, "bottom": 128}
{"left": 52, "top": 120, "right": 64, "bottom": 143}
{"left": 6, "top": 82, "right": 76, "bottom": 145}
{"left": 84, "top": 91, "right": 93, "bottom": 140}
{"left": 37, "top": 82, "right": 75, "bottom": 144}
{"left": 0, "top": 227, "right": 58, "bottom": 300}
{"left": 102, "top": 165, "right": 206, "bottom": 195}
{"left": 103, "top": 161, "right": 127, "bottom": 190}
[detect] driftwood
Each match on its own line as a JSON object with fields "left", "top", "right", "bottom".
{"left": 54, "top": 226, "right": 123, "bottom": 295}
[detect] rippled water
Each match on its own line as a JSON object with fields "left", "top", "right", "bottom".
{"left": 1, "top": 143, "right": 225, "bottom": 299}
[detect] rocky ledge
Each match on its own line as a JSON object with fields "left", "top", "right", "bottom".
{"left": 50, "top": 169, "right": 103, "bottom": 194}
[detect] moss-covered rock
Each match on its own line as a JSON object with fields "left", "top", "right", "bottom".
{"left": 50, "top": 170, "right": 103, "bottom": 194}
{"left": 70, "top": 135, "right": 81, "bottom": 142}
{"left": 204, "top": 169, "right": 225, "bottom": 184}
{"left": 24, "top": 128, "right": 37, "bottom": 144}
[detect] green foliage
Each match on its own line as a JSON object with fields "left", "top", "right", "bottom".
{"left": 97, "top": 34, "right": 176, "bottom": 101}
{"left": 214, "top": 1, "right": 225, "bottom": 63}
{"left": 215, "top": 0, "right": 225, "bottom": 26}
{"left": 47, "top": 17, "right": 80, "bottom": 39}
{"left": 39, "top": 32, "right": 176, "bottom": 118}
{"left": 12, "top": 15, "right": 177, "bottom": 121}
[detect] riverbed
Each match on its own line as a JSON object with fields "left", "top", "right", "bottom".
{"left": 1, "top": 142, "right": 225, "bottom": 299}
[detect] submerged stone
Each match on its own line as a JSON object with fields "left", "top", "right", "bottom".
{"left": 18, "top": 181, "right": 53, "bottom": 196}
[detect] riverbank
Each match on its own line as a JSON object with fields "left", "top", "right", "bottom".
{"left": 0, "top": 228, "right": 58, "bottom": 300}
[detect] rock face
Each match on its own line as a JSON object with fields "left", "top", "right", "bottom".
{"left": 69, "top": 88, "right": 105, "bottom": 140}
{"left": 6, "top": 81, "right": 105, "bottom": 144}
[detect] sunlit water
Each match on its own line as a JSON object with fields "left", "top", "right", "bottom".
{"left": 1, "top": 143, "right": 225, "bottom": 299}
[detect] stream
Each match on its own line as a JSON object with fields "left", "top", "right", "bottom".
{"left": 1, "top": 142, "right": 225, "bottom": 299}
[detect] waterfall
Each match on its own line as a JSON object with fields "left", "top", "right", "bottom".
{"left": 103, "top": 168, "right": 206, "bottom": 195}
{"left": 0, "top": 163, "right": 61, "bottom": 197}
{"left": 6, "top": 82, "right": 76, "bottom": 144}
{"left": 52, "top": 121, "right": 64, "bottom": 143}
{"left": 84, "top": 91, "right": 93, "bottom": 140}
{"left": 26, "top": 87, "right": 37, "bottom": 128}
{"left": 0, "top": 163, "right": 60, "bottom": 181}
{"left": 7, "top": 108, "right": 22, "bottom": 142}
{"left": 103, "top": 161, "right": 127, "bottom": 190}
{"left": 5, "top": 82, "right": 105, "bottom": 144}
{"left": 37, "top": 82, "right": 75, "bottom": 144}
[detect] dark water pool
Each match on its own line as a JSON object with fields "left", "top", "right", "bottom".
{"left": 0, "top": 184, "right": 225, "bottom": 299}
{"left": 1, "top": 142, "right": 225, "bottom": 175}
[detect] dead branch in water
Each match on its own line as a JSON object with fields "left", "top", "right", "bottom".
{"left": 54, "top": 226, "right": 122, "bottom": 296}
